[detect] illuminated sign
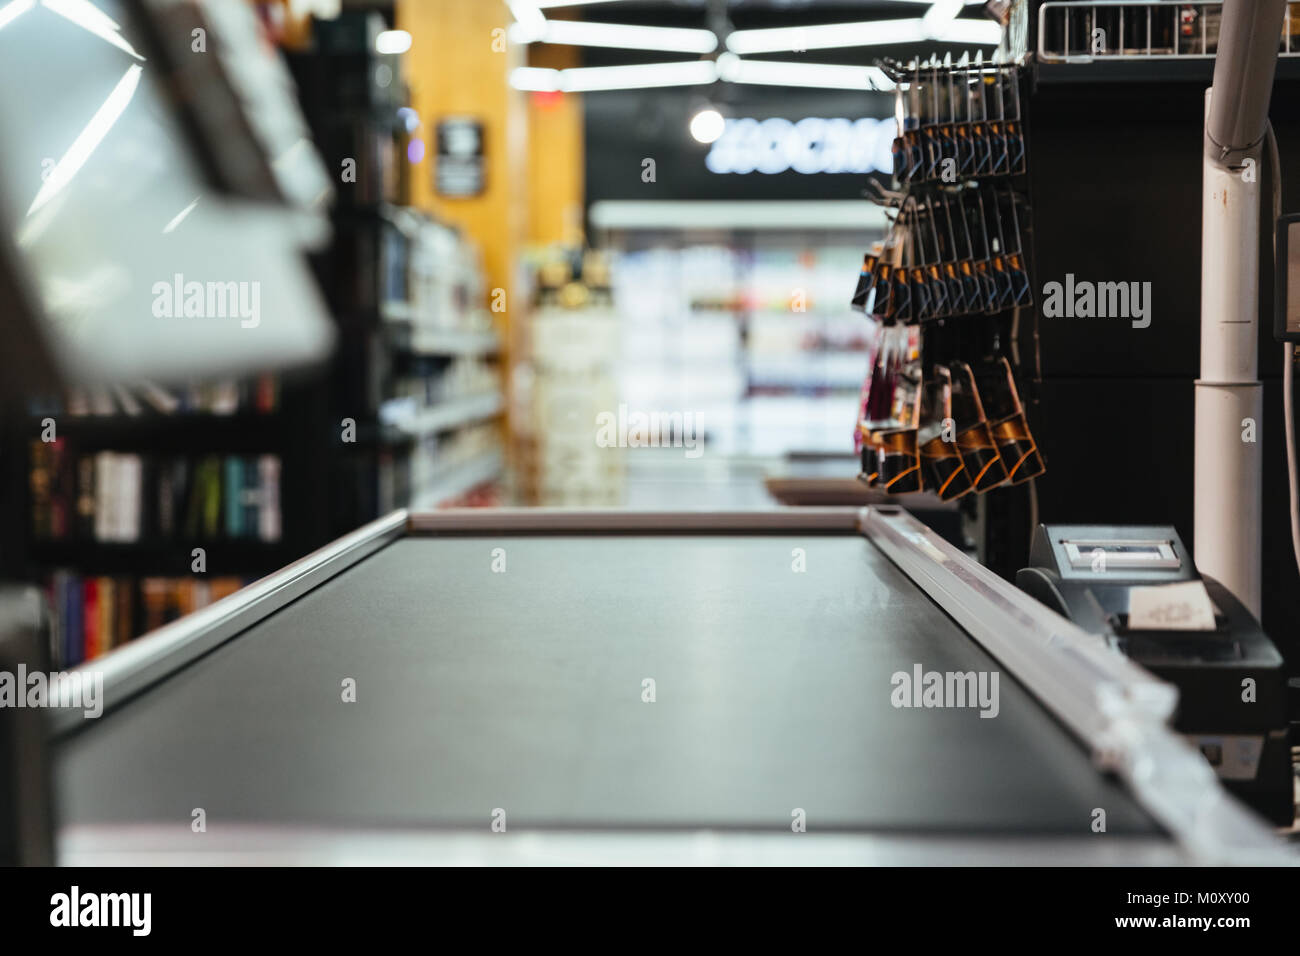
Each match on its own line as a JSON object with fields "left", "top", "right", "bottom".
{"left": 705, "top": 117, "right": 894, "bottom": 176}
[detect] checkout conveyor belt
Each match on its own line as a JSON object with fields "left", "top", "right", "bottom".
{"left": 49, "top": 509, "right": 1290, "bottom": 865}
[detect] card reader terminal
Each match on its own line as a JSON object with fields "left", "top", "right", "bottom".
{"left": 1017, "top": 525, "right": 1294, "bottom": 826}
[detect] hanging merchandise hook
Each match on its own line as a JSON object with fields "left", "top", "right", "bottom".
{"left": 954, "top": 52, "right": 975, "bottom": 178}
{"left": 991, "top": 64, "right": 1011, "bottom": 176}
{"left": 1006, "top": 64, "right": 1026, "bottom": 174}
{"left": 964, "top": 189, "right": 998, "bottom": 313}
{"left": 906, "top": 59, "right": 925, "bottom": 183}
{"left": 929, "top": 194, "right": 966, "bottom": 317}
{"left": 972, "top": 52, "right": 992, "bottom": 177}
{"left": 889, "top": 60, "right": 908, "bottom": 181}
{"left": 980, "top": 187, "right": 1014, "bottom": 311}
{"left": 1001, "top": 186, "right": 1033, "bottom": 307}
{"left": 852, "top": 241, "right": 884, "bottom": 315}
{"left": 893, "top": 201, "right": 915, "bottom": 323}
{"left": 916, "top": 194, "right": 950, "bottom": 319}
{"left": 872, "top": 216, "right": 901, "bottom": 323}
{"left": 924, "top": 55, "right": 942, "bottom": 182}
{"left": 865, "top": 178, "right": 904, "bottom": 207}
{"left": 915, "top": 195, "right": 940, "bottom": 320}
{"left": 938, "top": 52, "right": 956, "bottom": 183}
{"left": 948, "top": 191, "right": 982, "bottom": 316}
{"left": 898, "top": 197, "right": 928, "bottom": 322}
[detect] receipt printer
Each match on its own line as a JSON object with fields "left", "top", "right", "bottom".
{"left": 1017, "top": 525, "right": 1293, "bottom": 826}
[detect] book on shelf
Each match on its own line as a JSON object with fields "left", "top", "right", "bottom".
{"left": 30, "top": 444, "right": 284, "bottom": 545}
{"left": 29, "top": 437, "right": 72, "bottom": 540}
{"left": 46, "top": 374, "right": 280, "bottom": 420}
{"left": 45, "top": 574, "right": 248, "bottom": 669}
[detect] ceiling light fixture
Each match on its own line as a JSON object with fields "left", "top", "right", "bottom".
{"left": 506, "top": 0, "right": 997, "bottom": 93}
{"left": 558, "top": 60, "right": 719, "bottom": 92}
{"left": 505, "top": 0, "right": 545, "bottom": 41}
{"left": 375, "top": 29, "right": 412, "bottom": 55}
{"left": 928, "top": 17, "right": 1003, "bottom": 45}
{"left": 510, "top": 58, "right": 896, "bottom": 94}
{"left": 510, "top": 60, "right": 719, "bottom": 93}
{"left": 726, "top": 7, "right": 1001, "bottom": 55}
{"left": 508, "top": 20, "right": 717, "bottom": 54}
{"left": 508, "top": 0, "right": 998, "bottom": 56}
{"left": 723, "top": 59, "right": 896, "bottom": 92}
{"left": 688, "top": 107, "right": 726, "bottom": 144}
{"left": 726, "top": 19, "right": 927, "bottom": 55}
{"left": 510, "top": 66, "right": 563, "bottom": 92}
{"left": 922, "top": 0, "right": 965, "bottom": 29}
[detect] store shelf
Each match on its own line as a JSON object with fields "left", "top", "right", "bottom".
{"left": 380, "top": 301, "right": 414, "bottom": 322}
{"left": 409, "top": 450, "right": 504, "bottom": 510}
{"left": 28, "top": 539, "right": 295, "bottom": 576}
{"left": 746, "top": 353, "right": 867, "bottom": 388}
{"left": 26, "top": 413, "right": 285, "bottom": 451}
{"left": 381, "top": 392, "right": 505, "bottom": 439}
{"left": 384, "top": 321, "right": 501, "bottom": 357}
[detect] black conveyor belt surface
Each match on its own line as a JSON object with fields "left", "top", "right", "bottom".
{"left": 56, "top": 535, "right": 1159, "bottom": 834}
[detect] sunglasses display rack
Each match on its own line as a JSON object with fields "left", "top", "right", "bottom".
{"left": 852, "top": 55, "right": 1045, "bottom": 500}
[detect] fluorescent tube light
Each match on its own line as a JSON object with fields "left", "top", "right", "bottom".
{"left": 558, "top": 59, "right": 718, "bottom": 91}
{"left": 506, "top": 0, "right": 545, "bottom": 40}
{"left": 509, "top": 60, "right": 717, "bottom": 93}
{"left": 512, "top": 57, "right": 898, "bottom": 94}
{"left": 721, "top": 57, "right": 896, "bottom": 92}
{"left": 726, "top": 19, "right": 927, "bottom": 55}
{"left": 928, "top": 17, "right": 1003, "bottom": 45}
{"left": 511, "top": 19, "right": 717, "bottom": 54}
{"left": 510, "top": 66, "right": 563, "bottom": 92}
{"left": 923, "top": 0, "right": 964, "bottom": 28}
{"left": 375, "top": 29, "right": 412, "bottom": 55}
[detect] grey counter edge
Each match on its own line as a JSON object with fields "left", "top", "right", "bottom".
{"left": 49, "top": 509, "right": 409, "bottom": 737}
{"left": 405, "top": 507, "right": 869, "bottom": 534}
{"left": 57, "top": 824, "right": 1186, "bottom": 867}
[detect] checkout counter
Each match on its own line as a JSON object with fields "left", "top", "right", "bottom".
{"left": 41, "top": 507, "right": 1290, "bottom": 865}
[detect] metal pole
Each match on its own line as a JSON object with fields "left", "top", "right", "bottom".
{"left": 1197, "top": 0, "right": 1286, "bottom": 618}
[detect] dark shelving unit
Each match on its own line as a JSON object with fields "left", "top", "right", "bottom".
{"left": 0, "top": 10, "right": 496, "bottom": 664}
{"left": 1002, "top": 0, "right": 1300, "bottom": 669}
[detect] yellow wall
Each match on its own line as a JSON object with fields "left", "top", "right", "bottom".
{"left": 398, "top": 1, "right": 588, "bottom": 402}
{"left": 526, "top": 44, "right": 584, "bottom": 247}
{"left": 396, "top": 1, "right": 586, "bottom": 307}
{"left": 397, "top": 0, "right": 526, "bottom": 345}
